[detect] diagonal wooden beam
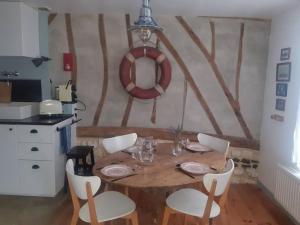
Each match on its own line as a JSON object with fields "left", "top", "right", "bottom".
{"left": 48, "top": 13, "right": 57, "bottom": 25}
{"left": 235, "top": 23, "right": 245, "bottom": 105}
{"left": 155, "top": 30, "right": 223, "bottom": 135}
{"left": 121, "top": 14, "right": 136, "bottom": 127}
{"left": 65, "top": 14, "right": 78, "bottom": 87}
{"left": 209, "top": 21, "right": 216, "bottom": 60}
{"left": 93, "top": 14, "right": 109, "bottom": 126}
{"left": 176, "top": 16, "right": 253, "bottom": 140}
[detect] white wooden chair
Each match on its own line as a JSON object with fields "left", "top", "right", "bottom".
{"left": 66, "top": 159, "right": 139, "bottom": 225}
{"left": 102, "top": 133, "right": 138, "bottom": 154}
{"left": 162, "top": 159, "right": 234, "bottom": 225}
{"left": 197, "top": 133, "right": 230, "bottom": 158}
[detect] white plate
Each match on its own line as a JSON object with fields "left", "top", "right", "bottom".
{"left": 180, "top": 162, "right": 211, "bottom": 175}
{"left": 185, "top": 143, "right": 211, "bottom": 152}
{"left": 101, "top": 164, "right": 133, "bottom": 177}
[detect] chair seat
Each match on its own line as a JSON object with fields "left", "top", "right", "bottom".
{"left": 79, "top": 191, "right": 136, "bottom": 223}
{"left": 166, "top": 188, "right": 220, "bottom": 218}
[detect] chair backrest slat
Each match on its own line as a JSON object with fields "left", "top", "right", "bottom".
{"left": 197, "top": 133, "right": 230, "bottom": 157}
{"left": 102, "top": 133, "right": 138, "bottom": 154}
{"left": 66, "top": 159, "right": 101, "bottom": 200}
{"left": 203, "top": 159, "right": 234, "bottom": 196}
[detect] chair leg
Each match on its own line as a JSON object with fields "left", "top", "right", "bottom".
{"left": 184, "top": 215, "right": 188, "bottom": 225}
{"left": 129, "top": 211, "right": 139, "bottom": 225}
{"left": 70, "top": 211, "right": 79, "bottom": 225}
{"left": 161, "top": 207, "right": 171, "bottom": 225}
{"left": 104, "top": 183, "right": 109, "bottom": 192}
{"left": 124, "top": 187, "right": 130, "bottom": 225}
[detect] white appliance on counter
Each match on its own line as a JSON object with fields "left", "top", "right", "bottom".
{"left": 39, "top": 100, "right": 63, "bottom": 115}
{"left": 0, "top": 102, "right": 39, "bottom": 119}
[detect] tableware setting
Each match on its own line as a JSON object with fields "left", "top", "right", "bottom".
{"left": 123, "top": 136, "right": 156, "bottom": 164}
{"left": 95, "top": 161, "right": 124, "bottom": 170}
{"left": 185, "top": 142, "right": 211, "bottom": 152}
{"left": 175, "top": 164, "right": 196, "bottom": 179}
{"left": 179, "top": 162, "right": 212, "bottom": 175}
{"left": 110, "top": 173, "right": 138, "bottom": 182}
{"left": 123, "top": 145, "right": 142, "bottom": 159}
{"left": 101, "top": 164, "right": 133, "bottom": 177}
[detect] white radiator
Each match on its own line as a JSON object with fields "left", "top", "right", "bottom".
{"left": 275, "top": 164, "right": 300, "bottom": 223}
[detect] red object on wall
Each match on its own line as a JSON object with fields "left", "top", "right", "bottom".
{"left": 119, "top": 46, "right": 172, "bottom": 99}
{"left": 63, "top": 53, "right": 73, "bottom": 71}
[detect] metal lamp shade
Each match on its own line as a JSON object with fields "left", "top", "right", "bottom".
{"left": 129, "top": 0, "right": 163, "bottom": 42}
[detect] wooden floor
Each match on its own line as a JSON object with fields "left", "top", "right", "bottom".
{"left": 0, "top": 184, "right": 296, "bottom": 225}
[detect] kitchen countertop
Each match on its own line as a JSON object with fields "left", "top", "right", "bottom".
{"left": 0, "top": 114, "right": 74, "bottom": 125}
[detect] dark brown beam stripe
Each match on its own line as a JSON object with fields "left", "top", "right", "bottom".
{"left": 65, "top": 14, "right": 77, "bottom": 87}
{"left": 176, "top": 16, "right": 254, "bottom": 140}
{"left": 48, "top": 13, "right": 57, "bottom": 25}
{"left": 150, "top": 38, "right": 161, "bottom": 124}
{"left": 93, "top": 14, "right": 109, "bottom": 126}
{"left": 235, "top": 23, "right": 245, "bottom": 105}
{"left": 77, "top": 126, "right": 259, "bottom": 150}
{"left": 209, "top": 21, "right": 215, "bottom": 60}
{"left": 155, "top": 30, "right": 223, "bottom": 135}
{"left": 121, "top": 14, "right": 136, "bottom": 127}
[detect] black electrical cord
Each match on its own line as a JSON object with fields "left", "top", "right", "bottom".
{"left": 75, "top": 99, "right": 87, "bottom": 111}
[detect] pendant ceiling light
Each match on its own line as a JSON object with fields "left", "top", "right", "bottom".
{"left": 129, "top": 0, "right": 163, "bottom": 43}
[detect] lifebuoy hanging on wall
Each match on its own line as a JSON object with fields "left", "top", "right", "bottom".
{"left": 119, "top": 46, "right": 172, "bottom": 99}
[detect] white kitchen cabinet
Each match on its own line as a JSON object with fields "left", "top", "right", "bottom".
{"left": 19, "top": 160, "right": 54, "bottom": 196}
{"left": 0, "top": 125, "right": 19, "bottom": 194}
{"left": 0, "top": 2, "right": 40, "bottom": 57}
{"left": 0, "top": 117, "right": 73, "bottom": 197}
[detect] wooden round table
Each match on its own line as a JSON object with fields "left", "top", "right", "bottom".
{"left": 93, "top": 143, "right": 226, "bottom": 225}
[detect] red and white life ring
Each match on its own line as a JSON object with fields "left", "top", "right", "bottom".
{"left": 119, "top": 46, "right": 172, "bottom": 99}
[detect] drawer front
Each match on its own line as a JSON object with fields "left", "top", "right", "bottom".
{"left": 19, "top": 160, "right": 54, "bottom": 196}
{"left": 17, "top": 125, "right": 53, "bottom": 143}
{"left": 18, "top": 143, "right": 53, "bottom": 160}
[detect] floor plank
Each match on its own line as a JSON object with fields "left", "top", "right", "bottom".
{"left": 0, "top": 184, "right": 297, "bottom": 225}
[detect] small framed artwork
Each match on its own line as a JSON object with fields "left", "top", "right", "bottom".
{"left": 280, "top": 48, "right": 291, "bottom": 61}
{"left": 276, "top": 83, "right": 288, "bottom": 97}
{"left": 275, "top": 98, "right": 286, "bottom": 111}
{"left": 276, "top": 62, "right": 291, "bottom": 81}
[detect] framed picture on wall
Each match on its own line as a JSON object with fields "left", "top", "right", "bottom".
{"left": 276, "top": 83, "right": 288, "bottom": 97}
{"left": 280, "top": 48, "right": 291, "bottom": 61}
{"left": 276, "top": 62, "right": 291, "bottom": 81}
{"left": 275, "top": 98, "right": 286, "bottom": 111}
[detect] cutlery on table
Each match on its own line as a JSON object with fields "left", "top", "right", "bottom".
{"left": 175, "top": 164, "right": 196, "bottom": 179}
{"left": 210, "top": 166, "right": 218, "bottom": 171}
{"left": 121, "top": 150, "right": 132, "bottom": 155}
{"left": 110, "top": 173, "right": 138, "bottom": 182}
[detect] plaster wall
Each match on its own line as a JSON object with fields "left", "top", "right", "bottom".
{"left": 49, "top": 14, "right": 270, "bottom": 143}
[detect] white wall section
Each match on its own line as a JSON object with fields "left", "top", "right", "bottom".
{"left": 259, "top": 3, "right": 300, "bottom": 193}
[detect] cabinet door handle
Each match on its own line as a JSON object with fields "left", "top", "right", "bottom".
{"left": 32, "top": 165, "right": 40, "bottom": 169}
{"left": 30, "top": 129, "right": 38, "bottom": 134}
{"left": 31, "top": 147, "right": 39, "bottom": 152}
